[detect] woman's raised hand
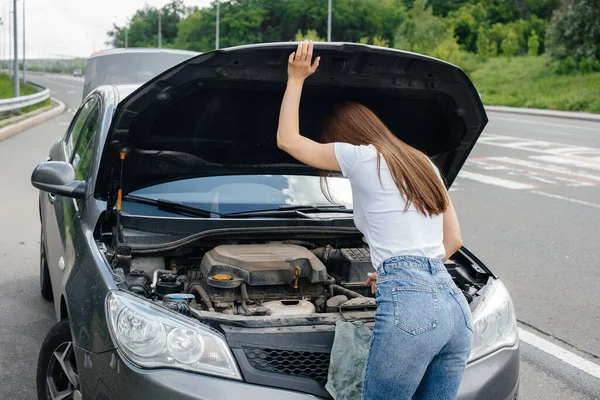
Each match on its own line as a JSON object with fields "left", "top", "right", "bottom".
{"left": 288, "top": 41, "right": 320, "bottom": 83}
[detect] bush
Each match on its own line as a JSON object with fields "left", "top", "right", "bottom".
{"left": 547, "top": 0, "right": 600, "bottom": 61}
{"left": 555, "top": 56, "right": 600, "bottom": 75}
{"left": 528, "top": 30, "right": 540, "bottom": 56}
{"left": 476, "top": 27, "right": 490, "bottom": 61}
{"left": 294, "top": 29, "right": 324, "bottom": 42}
{"left": 501, "top": 31, "right": 518, "bottom": 60}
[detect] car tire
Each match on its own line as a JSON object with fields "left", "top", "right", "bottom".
{"left": 37, "top": 319, "right": 82, "bottom": 400}
{"left": 40, "top": 230, "right": 53, "bottom": 302}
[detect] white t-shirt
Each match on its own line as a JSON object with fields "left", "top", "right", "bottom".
{"left": 333, "top": 142, "right": 446, "bottom": 268}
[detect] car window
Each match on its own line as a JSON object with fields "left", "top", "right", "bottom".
{"left": 65, "top": 98, "right": 98, "bottom": 158}
{"left": 71, "top": 102, "right": 101, "bottom": 181}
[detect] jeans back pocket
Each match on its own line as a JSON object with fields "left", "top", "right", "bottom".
{"left": 392, "top": 286, "right": 438, "bottom": 335}
{"left": 450, "top": 290, "right": 474, "bottom": 333}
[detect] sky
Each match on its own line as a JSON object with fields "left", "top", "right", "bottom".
{"left": 0, "top": 0, "right": 212, "bottom": 60}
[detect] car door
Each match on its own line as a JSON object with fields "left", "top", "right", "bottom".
{"left": 41, "top": 97, "right": 101, "bottom": 311}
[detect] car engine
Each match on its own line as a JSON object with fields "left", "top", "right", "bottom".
{"left": 121, "top": 242, "right": 380, "bottom": 317}
{"left": 117, "top": 240, "right": 481, "bottom": 319}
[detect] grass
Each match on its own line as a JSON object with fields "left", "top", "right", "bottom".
{"left": 0, "top": 73, "right": 54, "bottom": 118}
{"left": 468, "top": 56, "right": 600, "bottom": 114}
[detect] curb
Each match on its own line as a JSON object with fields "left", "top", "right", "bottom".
{"left": 485, "top": 105, "right": 600, "bottom": 123}
{"left": 0, "top": 97, "right": 66, "bottom": 142}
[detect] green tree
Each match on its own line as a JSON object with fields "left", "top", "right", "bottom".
{"left": 395, "top": 0, "right": 447, "bottom": 54}
{"left": 501, "top": 31, "right": 518, "bottom": 60}
{"left": 295, "top": 29, "right": 324, "bottom": 42}
{"left": 431, "top": 28, "right": 465, "bottom": 66}
{"left": 476, "top": 27, "right": 490, "bottom": 61}
{"left": 547, "top": 0, "right": 600, "bottom": 60}
{"left": 446, "top": 3, "right": 488, "bottom": 52}
{"left": 528, "top": 30, "right": 540, "bottom": 56}
{"left": 107, "top": 0, "right": 189, "bottom": 48}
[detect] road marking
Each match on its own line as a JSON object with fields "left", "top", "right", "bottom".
{"left": 518, "top": 328, "right": 600, "bottom": 380}
{"left": 491, "top": 115, "right": 600, "bottom": 132}
{"left": 533, "top": 128, "right": 573, "bottom": 136}
{"left": 478, "top": 134, "right": 600, "bottom": 157}
{"left": 489, "top": 157, "right": 600, "bottom": 183}
{"left": 531, "top": 191, "right": 600, "bottom": 209}
{"left": 458, "top": 171, "right": 535, "bottom": 189}
{"left": 58, "top": 122, "right": 69, "bottom": 126}
{"left": 531, "top": 155, "right": 600, "bottom": 171}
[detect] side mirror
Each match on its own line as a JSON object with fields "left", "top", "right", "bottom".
{"left": 31, "top": 162, "right": 86, "bottom": 199}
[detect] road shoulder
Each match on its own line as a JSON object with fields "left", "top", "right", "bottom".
{"left": 0, "top": 98, "right": 66, "bottom": 142}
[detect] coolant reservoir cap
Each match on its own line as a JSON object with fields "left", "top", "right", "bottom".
{"left": 212, "top": 273, "right": 233, "bottom": 281}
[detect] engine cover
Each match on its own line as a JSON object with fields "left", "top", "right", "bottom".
{"left": 200, "top": 244, "right": 328, "bottom": 288}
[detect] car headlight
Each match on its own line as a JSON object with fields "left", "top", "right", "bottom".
{"left": 468, "top": 279, "right": 518, "bottom": 362}
{"left": 106, "top": 291, "right": 242, "bottom": 380}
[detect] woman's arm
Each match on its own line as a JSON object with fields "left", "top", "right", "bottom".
{"left": 442, "top": 195, "right": 463, "bottom": 262}
{"left": 277, "top": 41, "right": 341, "bottom": 172}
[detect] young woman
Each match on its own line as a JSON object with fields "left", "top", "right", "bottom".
{"left": 277, "top": 41, "right": 473, "bottom": 399}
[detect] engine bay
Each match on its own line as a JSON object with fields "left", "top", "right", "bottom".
{"left": 102, "top": 237, "right": 487, "bottom": 321}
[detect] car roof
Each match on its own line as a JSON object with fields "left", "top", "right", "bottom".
{"left": 89, "top": 47, "right": 200, "bottom": 59}
{"left": 114, "top": 84, "right": 142, "bottom": 103}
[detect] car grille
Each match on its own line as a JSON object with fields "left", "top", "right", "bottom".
{"left": 243, "top": 346, "right": 331, "bottom": 384}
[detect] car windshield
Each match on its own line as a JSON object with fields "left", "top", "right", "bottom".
{"left": 125, "top": 174, "right": 353, "bottom": 216}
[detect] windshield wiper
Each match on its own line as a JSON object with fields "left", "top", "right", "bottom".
{"left": 123, "top": 195, "right": 220, "bottom": 218}
{"left": 223, "top": 204, "right": 353, "bottom": 219}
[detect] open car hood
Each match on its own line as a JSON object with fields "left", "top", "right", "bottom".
{"left": 95, "top": 42, "right": 487, "bottom": 203}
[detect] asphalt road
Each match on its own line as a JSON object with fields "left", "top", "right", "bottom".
{"left": 1, "top": 73, "right": 599, "bottom": 399}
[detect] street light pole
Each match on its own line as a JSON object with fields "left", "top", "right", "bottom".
{"left": 327, "top": 0, "right": 332, "bottom": 42}
{"left": 12, "top": 0, "right": 18, "bottom": 97}
{"left": 158, "top": 11, "right": 162, "bottom": 48}
{"left": 125, "top": 27, "right": 128, "bottom": 48}
{"left": 215, "top": 0, "right": 219, "bottom": 50}
{"left": 22, "top": 0, "right": 25, "bottom": 82}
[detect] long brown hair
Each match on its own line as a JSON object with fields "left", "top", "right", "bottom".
{"left": 321, "top": 102, "right": 448, "bottom": 217}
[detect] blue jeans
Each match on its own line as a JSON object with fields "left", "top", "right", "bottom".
{"left": 362, "top": 256, "right": 473, "bottom": 400}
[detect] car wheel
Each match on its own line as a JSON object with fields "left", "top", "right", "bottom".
{"left": 40, "top": 230, "right": 53, "bottom": 302}
{"left": 37, "top": 319, "right": 82, "bottom": 400}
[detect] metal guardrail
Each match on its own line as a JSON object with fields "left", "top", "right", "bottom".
{"left": 0, "top": 82, "right": 50, "bottom": 113}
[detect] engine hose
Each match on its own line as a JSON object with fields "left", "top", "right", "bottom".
{"left": 324, "top": 275, "right": 336, "bottom": 297}
{"left": 240, "top": 282, "right": 251, "bottom": 314}
{"left": 331, "top": 284, "right": 364, "bottom": 299}
{"left": 188, "top": 284, "right": 215, "bottom": 312}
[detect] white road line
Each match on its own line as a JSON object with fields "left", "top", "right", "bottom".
{"left": 531, "top": 191, "right": 600, "bottom": 209}
{"left": 490, "top": 157, "right": 600, "bottom": 182}
{"left": 533, "top": 128, "right": 573, "bottom": 136}
{"left": 478, "top": 134, "right": 600, "bottom": 157}
{"left": 518, "top": 328, "right": 600, "bottom": 380}
{"left": 527, "top": 175, "right": 557, "bottom": 184}
{"left": 458, "top": 171, "right": 535, "bottom": 189}
{"left": 491, "top": 115, "right": 600, "bottom": 132}
{"left": 531, "top": 155, "right": 600, "bottom": 172}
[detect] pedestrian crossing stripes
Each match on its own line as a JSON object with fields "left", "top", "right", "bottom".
{"left": 452, "top": 134, "right": 600, "bottom": 191}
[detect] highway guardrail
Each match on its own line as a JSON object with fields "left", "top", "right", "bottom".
{"left": 0, "top": 81, "right": 50, "bottom": 113}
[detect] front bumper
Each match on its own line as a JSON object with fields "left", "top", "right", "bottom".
{"left": 458, "top": 344, "right": 520, "bottom": 400}
{"left": 76, "top": 342, "right": 519, "bottom": 400}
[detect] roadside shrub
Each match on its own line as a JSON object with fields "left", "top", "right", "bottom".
{"left": 501, "top": 31, "right": 518, "bottom": 60}
{"left": 555, "top": 56, "right": 600, "bottom": 75}
{"left": 528, "top": 30, "right": 540, "bottom": 56}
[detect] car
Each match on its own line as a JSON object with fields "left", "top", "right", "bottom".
{"left": 73, "top": 68, "right": 83, "bottom": 77}
{"left": 32, "top": 42, "right": 520, "bottom": 400}
{"left": 82, "top": 47, "right": 200, "bottom": 100}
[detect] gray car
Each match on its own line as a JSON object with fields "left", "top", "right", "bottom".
{"left": 33, "top": 42, "right": 520, "bottom": 400}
